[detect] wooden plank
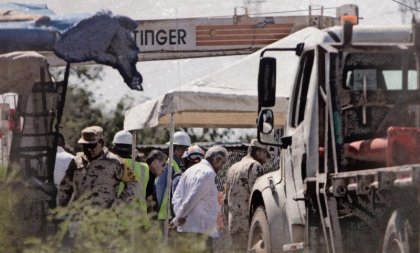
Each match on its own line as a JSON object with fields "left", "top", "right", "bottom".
{"left": 196, "top": 33, "right": 290, "bottom": 40}
{"left": 196, "top": 28, "right": 292, "bottom": 36}
{"left": 158, "top": 111, "right": 286, "bottom": 128}
{"left": 196, "top": 23, "right": 295, "bottom": 30}
{"left": 196, "top": 37, "right": 287, "bottom": 46}
{"left": 196, "top": 23, "right": 292, "bottom": 46}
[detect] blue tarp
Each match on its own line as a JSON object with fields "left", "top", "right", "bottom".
{"left": 0, "top": 3, "right": 88, "bottom": 32}
{"left": 0, "top": 3, "right": 143, "bottom": 90}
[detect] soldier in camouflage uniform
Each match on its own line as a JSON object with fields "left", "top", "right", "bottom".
{"left": 223, "top": 139, "right": 271, "bottom": 253}
{"left": 58, "top": 126, "right": 137, "bottom": 208}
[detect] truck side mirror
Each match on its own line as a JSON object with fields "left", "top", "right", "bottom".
{"left": 257, "top": 109, "right": 292, "bottom": 149}
{"left": 258, "top": 109, "right": 274, "bottom": 134}
{"left": 258, "top": 57, "right": 276, "bottom": 108}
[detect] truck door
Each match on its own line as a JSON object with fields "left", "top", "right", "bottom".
{"left": 310, "top": 43, "right": 344, "bottom": 253}
{"left": 283, "top": 50, "right": 315, "bottom": 238}
{"left": 286, "top": 49, "right": 314, "bottom": 191}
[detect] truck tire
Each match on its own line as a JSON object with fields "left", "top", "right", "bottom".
{"left": 248, "top": 206, "right": 272, "bottom": 253}
{"left": 382, "top": 210, "right": 415, "bottom": 253}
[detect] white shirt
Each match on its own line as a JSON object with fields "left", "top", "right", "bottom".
{"left": 54, "top": 146, "right": 75, "bottom": 187}
{"left": 171, "top": 159, "right": 219, "bottom": 237}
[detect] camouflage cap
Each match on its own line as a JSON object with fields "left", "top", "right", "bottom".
{"left": 78, "top": 126, "right": 104, "bottom": 144}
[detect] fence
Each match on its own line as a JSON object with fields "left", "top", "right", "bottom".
{"left": 137, "top": 142, "right": 280, "bottom": 191}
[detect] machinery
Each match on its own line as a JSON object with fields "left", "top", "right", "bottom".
{"left": 252, "top": 18, "right": 420, "bottom": 253}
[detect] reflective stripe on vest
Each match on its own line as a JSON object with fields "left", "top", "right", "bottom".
{"left": 118, "top": 160, "right": 149, "bottom": 229}
{"left": 158, "top": 160, "right": 180, "bottom": 220}
{"left": 118, "top": 159, "right": 149, "bottom": 197}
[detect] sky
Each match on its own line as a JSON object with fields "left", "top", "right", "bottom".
{"left": 2, "top": 0, "right": 417, "bottom": 112}
{"left": 6, "top": 0, "right": 415, "bottom": 109}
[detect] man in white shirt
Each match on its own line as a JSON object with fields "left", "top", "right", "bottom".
{"left": 171, "top": 145, "right": 228, "bottom": 253}
{"left": 53, "top": 133, "right": 74, "bottom": 188}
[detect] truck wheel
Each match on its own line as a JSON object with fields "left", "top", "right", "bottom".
{"left": 248, "top": 207, "right": 271, "bottom": 253}
{"left": 382, "top": 210, "right": 415, "bottom": 253}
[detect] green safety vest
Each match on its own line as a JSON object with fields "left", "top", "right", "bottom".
{"left": 158, "top": 160, "right": 181, "bottom": 220}
{"left": 118, "top": 159, "right": 149, "bottom": 198}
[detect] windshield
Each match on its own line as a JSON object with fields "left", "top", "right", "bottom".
{"left": 343, "top": 53, "right": 417, "bottom": 91}
{"left": 339, "top": 51, "right": 420, "bottom": 170}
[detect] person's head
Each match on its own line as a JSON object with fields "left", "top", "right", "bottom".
{"left": 182, "top": 145, "right": 205, "bottom": 169}
{"left": 57, "top": 132, "right": 66, "bottom": 147}
{"left": 146, "top": 149, "right": 167, "bottom": 176}
{"left": 112, "top": 130, "right": 133, "bottom": 158}
{"left": 204, "top": 145, "right": 229, "bottom": 173}
{"left": 248, "top": 139, "right": 271, "bottom": 165}
{"left": 168, "top": 131, "right": 191, "bottom": 160}
{"left": 78, "top": 126, "right": 105, "bottom": 160}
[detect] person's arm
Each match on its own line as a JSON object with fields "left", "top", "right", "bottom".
{"left": 57, "top": 159, "right": 76, "bottom": 206}
{"left": 155, "top": 165, "right": 169, "bottom": 207}
{"left": 248, "top": 163, "right": 264, "bottom": 192}
{"left": 171, "top": 174, "right": 184, "bottom": 217}
{"left": 222, "top": 177, "right": 230, "bottom": 226}
{"left": 117, "top": 160, "right": 138, "bottom": 202}
{"left": 171, "top": 173, "right": 181, "bottom": 196}
{"left": 172, "top": 171, "right": 215, "bottom": 226}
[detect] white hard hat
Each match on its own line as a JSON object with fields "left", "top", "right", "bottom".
{"left": 182, "top": 145, "right": 205, "bottom": 159}
{"left": 168, "top": 131, "right": 191, "bottom": 146}
{"left": 112, "top": 130, "right": 132, "bottom": 145}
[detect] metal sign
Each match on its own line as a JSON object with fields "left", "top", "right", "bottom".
{"left": 134, "top": 14, "right": 340, "bottom": 61}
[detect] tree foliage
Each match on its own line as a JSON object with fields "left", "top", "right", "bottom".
{"left": 53, "top": 65, "right": 252, "bottom": 153}
{"left": 0, "top": 171, "right": 205, "bottom": 253}
{"left": 60, "top": 86, "right": 106, "bottom": 152}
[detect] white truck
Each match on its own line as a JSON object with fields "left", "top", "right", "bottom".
{"left": 251, "top": 20, "right": 420, "bottom": 253}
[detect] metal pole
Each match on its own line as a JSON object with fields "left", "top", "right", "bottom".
{"left": 131, "top": 130, "right": 138, "bottom": 253}
{"left": 132, "top": 131, "right": 144, "bottom": 201}
{"left": 163, "top": 112, "right": 175, "bottom": 244}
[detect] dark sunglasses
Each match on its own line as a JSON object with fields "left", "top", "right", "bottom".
{"left": 82, "top": 143, "right": 98, "bottom": 149}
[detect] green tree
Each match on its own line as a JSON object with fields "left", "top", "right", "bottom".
{"left": 53, "top": 65, "right": 253, "bottom": 151}
{"left": 60, "top": 86, "right": 107, "bottom": 152}
{"left": 51, "top": 65, "right": 109, "bottom": 152}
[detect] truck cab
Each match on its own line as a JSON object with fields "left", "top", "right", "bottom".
{"left": 250, "top": 22, "right": 419, "bottom": 253}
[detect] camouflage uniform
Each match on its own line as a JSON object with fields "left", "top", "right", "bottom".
{"left": 223, "top": 155, "right": 264, "bottom": 251}
{"left": 58, "top": 147, "right": 137, "bottom": 208}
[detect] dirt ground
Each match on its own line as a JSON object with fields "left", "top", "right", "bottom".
{"left": 213, "top": 233, "right": 232, "bottom": 253}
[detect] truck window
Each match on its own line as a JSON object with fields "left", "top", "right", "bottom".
{"left": 291, "top": 50, "right": 314, "bottom": 127}
{"left": 344, "top": 69, "right": 418, "bottom": 91}
{"left": 340, "top": 52, "right": 420, "bottom": 170}
{"left": 382, "top": 70, "right": 417, "bottom": 90}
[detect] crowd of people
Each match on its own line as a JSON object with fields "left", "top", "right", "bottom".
{"left": 54, "top": 125, "right": 272, "bottom": 252}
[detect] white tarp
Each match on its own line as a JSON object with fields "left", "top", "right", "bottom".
{"left": 0, "top": 51, "right": 52, "bottom": 95}
{"left": 124, "top": 27, "right": 328, "bottom": 130}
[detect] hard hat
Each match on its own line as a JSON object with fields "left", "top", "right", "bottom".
{"left": 182, "top": 145, "right": 205, "bottom": 160}
{"left": 112, "top": 130, "right": 132, "bottom": 145}
{"left": 168, "top": 131, "right": 191, "bottom": 146}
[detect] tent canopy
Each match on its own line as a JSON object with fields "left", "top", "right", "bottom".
{"left": 124, "top": 27, "right": 331, "bottom": 130}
